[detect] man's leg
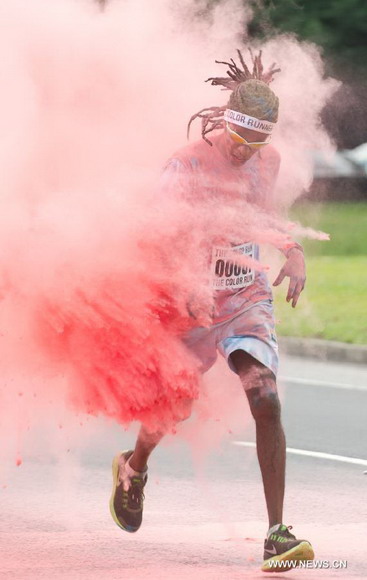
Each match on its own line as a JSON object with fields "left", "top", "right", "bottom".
{"left": 230, "top": 349, "right": 314, "bottom": 570}
{"left": 129, "top": 425, "right": 165, "bottom": 472}
{"left": 129, "top": 394, "right": 194, "bottom": 471}
{"left": 230, "top": 349, "right": 285, "bottom": 528}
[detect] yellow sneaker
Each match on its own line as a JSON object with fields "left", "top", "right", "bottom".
{"left": 109, "top": 450, "right": 148, "bottom": 533}
{"left": 262, "top": 525, "right": 314, "bottom": 572}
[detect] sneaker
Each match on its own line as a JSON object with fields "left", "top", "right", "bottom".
{"left": 109, "top": 450, "right": 148, "bottom": 533}
{"left": 261, "top": 524, "right": 314, "bottom": 572}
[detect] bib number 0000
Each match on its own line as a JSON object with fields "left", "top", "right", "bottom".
{"left": 211, "top": 242, "right": 255, "bottom": 290}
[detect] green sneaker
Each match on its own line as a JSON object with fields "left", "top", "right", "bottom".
{"left": 109, "top": 450, "right": 148, "bottom": 533}
{"left": 262, "top": 525, "right": 314, "bottom": 572}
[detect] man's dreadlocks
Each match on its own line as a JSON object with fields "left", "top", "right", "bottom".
{"left": 187, "top": 49, "right": 280, "bottom": 146}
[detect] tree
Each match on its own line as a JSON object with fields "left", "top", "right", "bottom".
{"left": 247, "top": 0, "right": 367, "bottom": 148}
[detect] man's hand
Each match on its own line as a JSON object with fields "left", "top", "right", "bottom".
{"left": 273, "top": 248, "right": 306, "bottom": 308}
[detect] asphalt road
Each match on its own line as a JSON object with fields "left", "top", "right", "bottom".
{"left": 1, "top": 355, "right": 367, "bottom": 580}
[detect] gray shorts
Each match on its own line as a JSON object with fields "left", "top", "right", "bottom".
{"left": 182, "top": 300, "right": 279, "bottom": 382}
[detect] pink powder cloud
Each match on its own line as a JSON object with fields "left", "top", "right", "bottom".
{"left": 0, "top": 0, "right": 338, "bottom": 460}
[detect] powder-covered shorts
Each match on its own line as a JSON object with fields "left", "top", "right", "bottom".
{"left": 182, "top": 299, "right": 279, "bottom": 381}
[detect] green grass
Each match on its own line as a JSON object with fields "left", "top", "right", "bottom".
{"left": 273, "top": 202, "right": 367, "bottom": 345}
{"left": 290, "top": 201, "right": 367, "bottom": 256}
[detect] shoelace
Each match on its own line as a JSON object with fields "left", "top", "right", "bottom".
{"left": 282, "top": 525, "right": 296, "bottom": 540}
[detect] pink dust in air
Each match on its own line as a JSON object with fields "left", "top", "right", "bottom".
{"left": 0, "top": 0, "right": 338, "bottom": 462}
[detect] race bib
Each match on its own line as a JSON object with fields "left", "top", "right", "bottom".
{"left": 211, "top": 242, "right": 255, "bottom": 291}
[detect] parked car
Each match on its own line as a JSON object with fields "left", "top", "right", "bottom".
{"left": 308, "top": 143, "right": 367, "bottom": 201}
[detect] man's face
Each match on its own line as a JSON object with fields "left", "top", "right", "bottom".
{"left": 221, "top": 123, "right": 270, "bottom": 167}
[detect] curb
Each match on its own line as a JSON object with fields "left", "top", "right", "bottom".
{"left": 278, "top": 336, "right": 367, "bottom": 366}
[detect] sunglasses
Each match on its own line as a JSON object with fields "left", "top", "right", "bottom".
{"left": 226, "top": 123, "right": 271, "bottom": 150}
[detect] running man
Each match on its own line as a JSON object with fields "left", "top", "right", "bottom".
{"left": 110, "top": 50, "right": 314, "bottom": 572}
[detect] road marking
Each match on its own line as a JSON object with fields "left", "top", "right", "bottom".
{"left": 233, "top": 441, "right": 367, "bottom": 467}
{"left": 279, "top": 375, "right": 366, "bottom": 391}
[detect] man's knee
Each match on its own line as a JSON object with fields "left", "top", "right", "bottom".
{"left": 231, "top": 353, "right": 280, "bottom": 422}
{"left": 247, "top": 389, "right": 281, "bottom": 423}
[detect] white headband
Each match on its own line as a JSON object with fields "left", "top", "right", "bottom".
{"left": 224, "top": 109, "right": 276, "bottom": 135}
